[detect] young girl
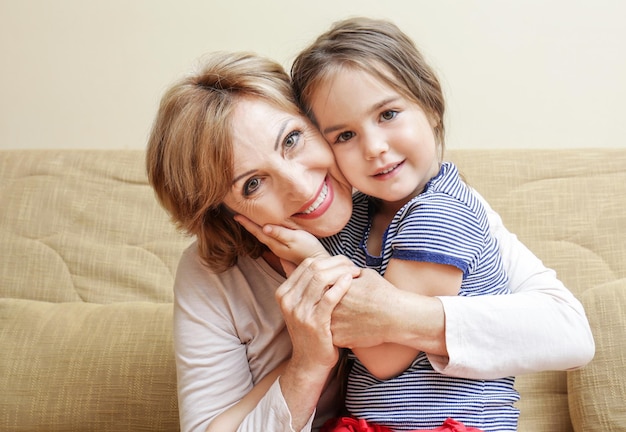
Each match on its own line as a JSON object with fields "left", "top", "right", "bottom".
{"left": 241, "top": 17, "right": 519, "bottom": 431}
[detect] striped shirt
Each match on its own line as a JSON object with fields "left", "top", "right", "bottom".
{"left": 320, "top": 162, "right": 519, "bottom": 431}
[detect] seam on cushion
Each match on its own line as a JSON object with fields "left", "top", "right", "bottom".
{"left": 129, "top": 243, "right": 177, "bottom": 280}
{"left": 35, "top": 235, "right": 85, "bottom": 302}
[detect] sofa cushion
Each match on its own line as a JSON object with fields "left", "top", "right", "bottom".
{"left": 0, "top": 150, "right": 191, "bottom": 304}
{"left": 568, "top": 280, "right": 626, "bottom": 430}
{"left": 0, "top": 298, "right": 179, "bottom": 431}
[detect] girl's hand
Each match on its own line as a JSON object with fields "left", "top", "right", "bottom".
{"left": 234, "top": 215, "right": 330, "bottom": 265}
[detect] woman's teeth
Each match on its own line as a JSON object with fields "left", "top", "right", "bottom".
{"left": 302, "top": 182, "right": 328, "bottom": 215}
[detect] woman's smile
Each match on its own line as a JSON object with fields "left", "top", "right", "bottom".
{"left": 294, "top": 176, "right": 333, "bottom": 219}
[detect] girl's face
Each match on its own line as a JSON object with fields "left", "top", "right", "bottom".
{"left": 223, "top": 96, "right": 353, "bottom": 237}
{"left": 309, "top": 67, "right": 440, "bottom": 212}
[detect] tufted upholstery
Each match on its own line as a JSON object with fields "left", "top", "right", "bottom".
{"left": 1, "top": 149, "right": 624, "bottom": 431}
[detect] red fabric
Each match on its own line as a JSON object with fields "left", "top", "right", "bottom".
{"left": 320, "top": 417, "right": 485, "bottom": 432}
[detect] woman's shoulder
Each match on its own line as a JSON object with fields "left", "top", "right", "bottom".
{"left": 176, "top": 241, "right": 284, "bottom": 296}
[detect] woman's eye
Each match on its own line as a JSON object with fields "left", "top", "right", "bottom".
{"left": 336, "top": 131, "right": 355, "bottom": 143}
{"left": 381, "top": 110, "right": 397, "bottom": 121}
{"left": 243, "top": 177, "right": 262, "bottom": 197}
{"left": 284, "top": 130, "right": 301, "bottom": 150}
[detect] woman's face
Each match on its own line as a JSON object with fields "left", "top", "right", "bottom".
{"left": 223, "top": 96, "right": 353, "bottom": 238}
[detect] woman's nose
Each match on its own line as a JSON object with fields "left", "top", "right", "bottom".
{"left": 279, "top": 165, "right": 314, "bottom": 200}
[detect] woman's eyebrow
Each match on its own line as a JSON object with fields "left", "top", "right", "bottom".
{"left": 232, "top": 119, "right": 292, "bottom": 186}
{"left": 274, "top": 119, "right": 290, "bottom": 151}
{"left": 232, "top": 169, "right": 255, "bottom": 185}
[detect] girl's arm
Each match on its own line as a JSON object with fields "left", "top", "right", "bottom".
{"left": 351, "top": 259, "right": 461, "bottom": 379}
{"left": 328, "top": 193, "right": 594, "bottom": 379}
{"left": 236, "top": 214, "right": 463, "bottom": 380}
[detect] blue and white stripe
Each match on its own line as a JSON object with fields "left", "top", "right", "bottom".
{"left": 320, "top": 162, "right": 518, "bottom": 431}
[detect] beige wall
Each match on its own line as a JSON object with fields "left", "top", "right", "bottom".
{"left": 1, "top": 0, "right": 625, "bottom": 150}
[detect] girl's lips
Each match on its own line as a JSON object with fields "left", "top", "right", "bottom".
{"left": 294, "top": 177, "right": 334, "bottom": 220}
{"left": 372, "top": 160, "right": 404, "bottom": 179}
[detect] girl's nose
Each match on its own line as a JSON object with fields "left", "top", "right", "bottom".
{"left": 362, "top": 132, "right": 389, "bottom": 160}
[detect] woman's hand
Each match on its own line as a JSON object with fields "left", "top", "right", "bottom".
{"left": 330, "top": 268, "right": 448, "bottom": 357}
{"left": 275, "top": 255, "right": 360, "bottom": 430}
{"left": 278, "top": 255, "right": 360, "bottom": 370}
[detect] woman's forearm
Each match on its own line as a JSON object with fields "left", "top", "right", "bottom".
{"left": 379, "top": 289, "right": 448, "bottom": 357}
{"left": 277, "top": 360, "right": 334, "bottom": 431}
{"left": 432, "top": 285, "right": 594, "bottom": 379}
{"left": 207, "top": 361, "right": 288, "bottom": 432}
{"left": 331, "top": 250, "right": 594, "bottom": 380}
{"left": 331, "top": 273, "right": 448, "bottom": 357}
{"left": 427, "top": 189, "right": 595, "bottom": 378}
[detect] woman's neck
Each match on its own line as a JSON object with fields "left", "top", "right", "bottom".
{"left": 262, "top": 251, "right": 286, "bottom": 277}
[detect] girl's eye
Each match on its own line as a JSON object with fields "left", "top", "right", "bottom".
{"left": 336, "top": 131, "right": 355, "bottom": 143}
{"left": 243, "top": 177, "right": 262, "bottom": 197}
{"left": 381, "top": 110, "right": 397, "bottom": 121}
{"left": 284, "top": 130, "right": 301, "bottom": 150}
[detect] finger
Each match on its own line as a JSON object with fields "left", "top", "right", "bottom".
{"left": 297, "top": 257, "right": 358, "bottom": 306}
{"left": 275, "top": 256, "right": 309, "bottom": 300}
{"left": 263, "top": 224, "right": 299, "bottom": 245}
{"left": 277, "top": 255, "right": 359, "bottom": 310}
{"left": 234, "top": 215, "right": 264, "bottom": 238}
{"left": 318, "top": 273, "right": 352, "bottom": 312}
{"left": 235, "top": 216, "right": 289, "bottom": 252}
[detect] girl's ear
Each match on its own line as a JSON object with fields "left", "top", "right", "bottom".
{"left": 428, "top": 112, "right": 440, "bottom": 129}
{"left": 428, "top": 113, "right": 444, "bottom": 161}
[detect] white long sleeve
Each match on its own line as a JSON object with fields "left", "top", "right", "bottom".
{"left": 429, "top": 191, "right": 595, "bottom": 379}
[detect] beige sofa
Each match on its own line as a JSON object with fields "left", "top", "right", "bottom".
{"left": 1, "top": 149, "right": 624, "bottom": 431}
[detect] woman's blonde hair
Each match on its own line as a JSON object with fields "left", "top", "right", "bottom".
{"left": 291, "top": 17, "right": 446, "bottom": 158}
{"left": 146, "top": 52, "right": 300, "bottom": 272}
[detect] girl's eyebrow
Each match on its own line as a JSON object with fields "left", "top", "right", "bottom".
{"left": 321, "top": 96, "right": 398, "bottom": 136}
{"left": 322, "top": 123, "right": 347, "bottom": 136}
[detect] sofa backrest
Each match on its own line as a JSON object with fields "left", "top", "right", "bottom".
{"left": 449, "top": 149, "right": 626, "bottom": 431}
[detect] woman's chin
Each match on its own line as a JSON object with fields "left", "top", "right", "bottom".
{"left": 310, "top": 212, "right": 352, "bottom": 238}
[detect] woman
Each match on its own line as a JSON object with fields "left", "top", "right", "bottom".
{"left": 146, "top": 51, "right": 594, "bottom": 432}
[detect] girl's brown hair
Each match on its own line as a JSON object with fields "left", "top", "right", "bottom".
{"left": 146, "top": 52, "right": 300, "bottom": 272}
{"left": 291, "top": 17, "right": 446, "bottom": 159}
